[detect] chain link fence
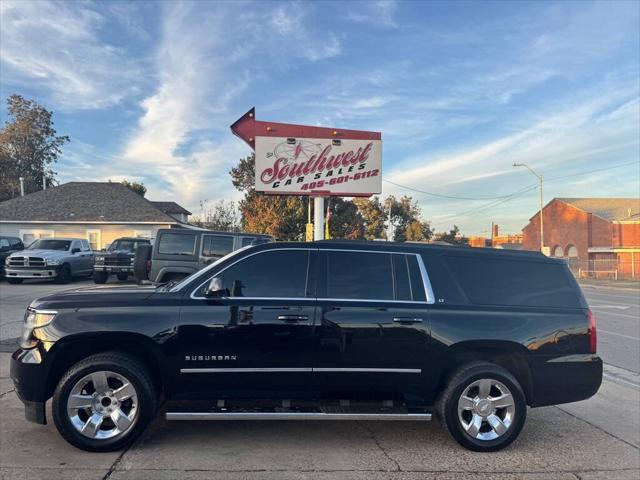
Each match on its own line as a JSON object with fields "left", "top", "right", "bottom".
{"left": 566, "top": 258, "right": 639, "bottom": 280}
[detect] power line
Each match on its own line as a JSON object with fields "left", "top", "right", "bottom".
{"left": 382, "top": 178, "right": 536, "bottom": 201}
{"left": 383, "top": 160, "right": 638, "bottom": 202}
{"left": 544, "top": 160, "right": 639, "bottom": 183}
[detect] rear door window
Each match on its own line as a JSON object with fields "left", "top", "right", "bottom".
{"left": 324, "top": 251, "right": 394, "bottom": 301}
{"left": 158, "top": 233, "right": 196, "bottom": 256}
{"left": 202, "top": 235, "right": 234, "bottom": 258}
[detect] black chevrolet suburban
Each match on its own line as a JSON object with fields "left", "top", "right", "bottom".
{"left": 10, "top": 241, "right": 601, "bottom": 452}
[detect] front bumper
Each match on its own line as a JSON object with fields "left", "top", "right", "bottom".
{"left": 10, "top": 345, "right": 51, "bottom": 424}
{"left": 5, "top": 268, "right": 57, "bottom": 279}
{"left": 94, "top": 265, "right": 133, "bottom": 273}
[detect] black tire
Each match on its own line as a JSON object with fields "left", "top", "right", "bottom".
{"left": 7, "top": 278, "right": 23, "bottom": 284}
{"left": 133, "top": 244, "right": 152, "bottom": 283}
{"left": 116, "top": 272, "right": 129, "bottom": 281}
{"left": 93, "top": 271, "right": 109, "bottom": 284}
{"left": 437, "top": 362, "right": 527, "bottom": 452}
{"left": 52, "top": 352, "right": 157, "bottom": 452}
{"left": 55, "top": 264, "right": 72, "bottom": 284}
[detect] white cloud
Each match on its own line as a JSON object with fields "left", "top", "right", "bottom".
{"left": 0, "top": 0, "right": 144, "bottom": 110}
{"left": 348, "top": 0, "right": 398, "bottom": 28}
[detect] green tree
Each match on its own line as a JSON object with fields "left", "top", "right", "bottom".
{"left": 0, "top": 94, "right": 69, "bottom": 201}
{"left": 354, "top": 196, "right": 387, "bottom": 239}
{"left": 405, "top": 219, "right": 432, "bottom": 241}
{"left": 120, "top": 179, "right": 147, "bottom": 197}
{"left": 327, "top": 197, "right": 364, "bottom": 239}
{"left": 434, "top": 225, "right": 468, "bottom": 245}
{"left": 384, "top": 195, "right": 432, "bottom": 242}
{"left": 193, "top": 200, "right": 241, "bottom": 232}
{"left": 230, "top": 154, "right": 306, "bottom": 240}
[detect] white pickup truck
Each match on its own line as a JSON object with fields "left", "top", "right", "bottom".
{"left": 4, "top": 238, "right": 94, "bottom": 284}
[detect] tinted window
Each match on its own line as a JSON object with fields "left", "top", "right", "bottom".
{"left": 392, "top": 254, "right": 412, "bottom": 301}
{"left": 325, "top": 251, "right": 393, "bottom": 300}
{"left": 241, "top": 237, "right": 256, "bottom": 247}
{"left": 443, "top": 255, "right": 580, "bottom": 308}
{"left": 29, "top": 239, "right": 71, "bottom": 251}
{"left": 207, "top": 250, "right": 309, "bottom": 298}
{"left": 408, "top": 256, "right": 427, "bottom": 302}
{"left": 0, "top": 238, "right": 9, "bottom": 248}
{"left": 10, "top": 238, "right": 22, "bottom": 248}
{"left": 158, "top": 233, "right": 196, "bottom": 256}
{"left": 203, "top": 235, "right": 234, "bottom": 258}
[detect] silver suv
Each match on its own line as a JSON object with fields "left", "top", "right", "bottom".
{"left": 4, "top": 238, "right": 94, "bottom": 284}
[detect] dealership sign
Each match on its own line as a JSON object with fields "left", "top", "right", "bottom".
{"left": 231, "top": 108, "right": 382, "bottom": 196}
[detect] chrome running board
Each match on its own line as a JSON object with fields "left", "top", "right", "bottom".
{"left": 166, "top": 412, "right": 432, "bottom": 421}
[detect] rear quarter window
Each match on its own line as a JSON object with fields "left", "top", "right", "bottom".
{"left": 443, "top": 255, "right": 581, "bottom": 308}
{"left": 158, "top": 233, "right": 196, "bottom": 256}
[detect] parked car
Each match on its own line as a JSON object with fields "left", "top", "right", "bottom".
{"left": 0, "top": 236, "right": 24, "bottom": 278}
{"left": 134, "top": 228, "right": 273, "bottom": 283}
{"left": 4, "top": 238, "right": 94, "bottom": 284}
{"left": 10, "top": 240, "right": 601, "bottom": 452}
{"left": 93, "top": 237, "right": 151, "bottom": 284}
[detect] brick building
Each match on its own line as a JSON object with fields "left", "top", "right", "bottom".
{"left": 522, "top": 198, "right": 640, "bottom": 278}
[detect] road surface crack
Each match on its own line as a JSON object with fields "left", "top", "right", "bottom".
{"left": 357, "top": 422, "right": 402, "bottom": 472}
{"left": 556, "top": 405, "right": 639, "bottom": 450}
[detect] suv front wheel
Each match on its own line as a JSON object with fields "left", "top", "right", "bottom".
{"left": 437, "top": 362, "right": 527, "bottom": 452}
{"left": 52, "top": 352, "right": 157, "bottom": 452}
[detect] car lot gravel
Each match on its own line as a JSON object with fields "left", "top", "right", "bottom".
{"left": 1, "top": 279, "right": 638, "bottom": 479}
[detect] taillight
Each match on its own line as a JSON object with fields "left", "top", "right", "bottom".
{"left": 586, "top": 309, "right": 597, "bottom": 354}
{"left": 146, "top": 260, "right": 151, "bottom": 273}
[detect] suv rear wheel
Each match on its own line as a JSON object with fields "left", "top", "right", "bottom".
{"left": 437, "top": 362, "right": 526, "bottom": 452}
{"left": 52, "top": 352, "right": 157, "bottom": 452}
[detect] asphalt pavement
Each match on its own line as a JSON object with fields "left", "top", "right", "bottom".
{"left": 0, "top": 278, "right": 639, "bottom": 479}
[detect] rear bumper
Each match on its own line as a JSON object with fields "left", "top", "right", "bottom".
{"left": 529, "top": 354, "right": 603, "bottom": 407}
{"left": 5, "top": 268, "right": 57, "bottom": 279}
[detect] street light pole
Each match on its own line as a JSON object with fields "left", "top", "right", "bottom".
{"left": 513, "top": 163, "right": 545, "bottom": 254}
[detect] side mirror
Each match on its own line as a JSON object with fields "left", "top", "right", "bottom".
{"left": 204, "top": 277, "right": 226, "bottom": 297}
{"left": 71, "top": 247, "right": 81, "bottom": 254}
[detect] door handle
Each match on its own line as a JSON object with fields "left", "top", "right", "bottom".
{"left": 277, "top": 315, "right": 309, "bottom": 322}
{"left": 393, "top": 317, "right": 423, "bottom": 324}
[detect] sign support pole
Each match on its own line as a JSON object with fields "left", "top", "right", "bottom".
{"left": 313, "top": 196, "right": 325, "bottom": 241}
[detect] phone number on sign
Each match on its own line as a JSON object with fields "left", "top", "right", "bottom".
{"left": 300, "top": 169, "right": 379, "bottom": 191}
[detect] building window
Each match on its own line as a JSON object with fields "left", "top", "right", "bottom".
{"left": 86, "top": 229, "right": 101, "bottom": 250}
{"left": 19, "top": 229, "right": 54, "bottom": 246}
{"left": 553, "top": 245, "right": 564, "bottom": 257}
{"left": 566, "top": 245, "right": 578, "bottom": 257}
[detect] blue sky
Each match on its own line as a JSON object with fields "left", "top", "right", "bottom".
{"left": 1, "top": 0, "right": 638, "bottom": 235}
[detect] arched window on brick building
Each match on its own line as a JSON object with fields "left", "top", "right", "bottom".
{"left": 566, "top": 245, "right": 578, "bottom": 258}
{"left": 553, "top": 245, "right": 564, "bottom": 257}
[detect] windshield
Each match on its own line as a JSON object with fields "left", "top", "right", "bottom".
{"left": 168, "top": 244, "right": 254, "bottom": 292}
{"left": 109, "top": 240, "right": 146, "bottom": 252}
{"left": 28, "top": 239, "right": 71, "bottom": 251}
{"left": 0, "top": 238, "right": 10, "bottom": 249}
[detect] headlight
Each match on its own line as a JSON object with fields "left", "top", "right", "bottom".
{"left": 46, "top": 258, "right": 60, "bottom": 266}
{"left": 21, "top": 308, "right": 57, "bottom": 349}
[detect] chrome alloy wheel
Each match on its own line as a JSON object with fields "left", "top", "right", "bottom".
{"left": 67, "top": 370, "right": 139, "bottom": 440}
{"left": 457, "top": 378, "right": 516, "bottom": 441}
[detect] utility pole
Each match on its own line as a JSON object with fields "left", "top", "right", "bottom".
{"left": 19, "top": 177, "right": 24, "bottom": 196}
{"left": 513, "top": 163, "right": 545, "bottom": 254}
